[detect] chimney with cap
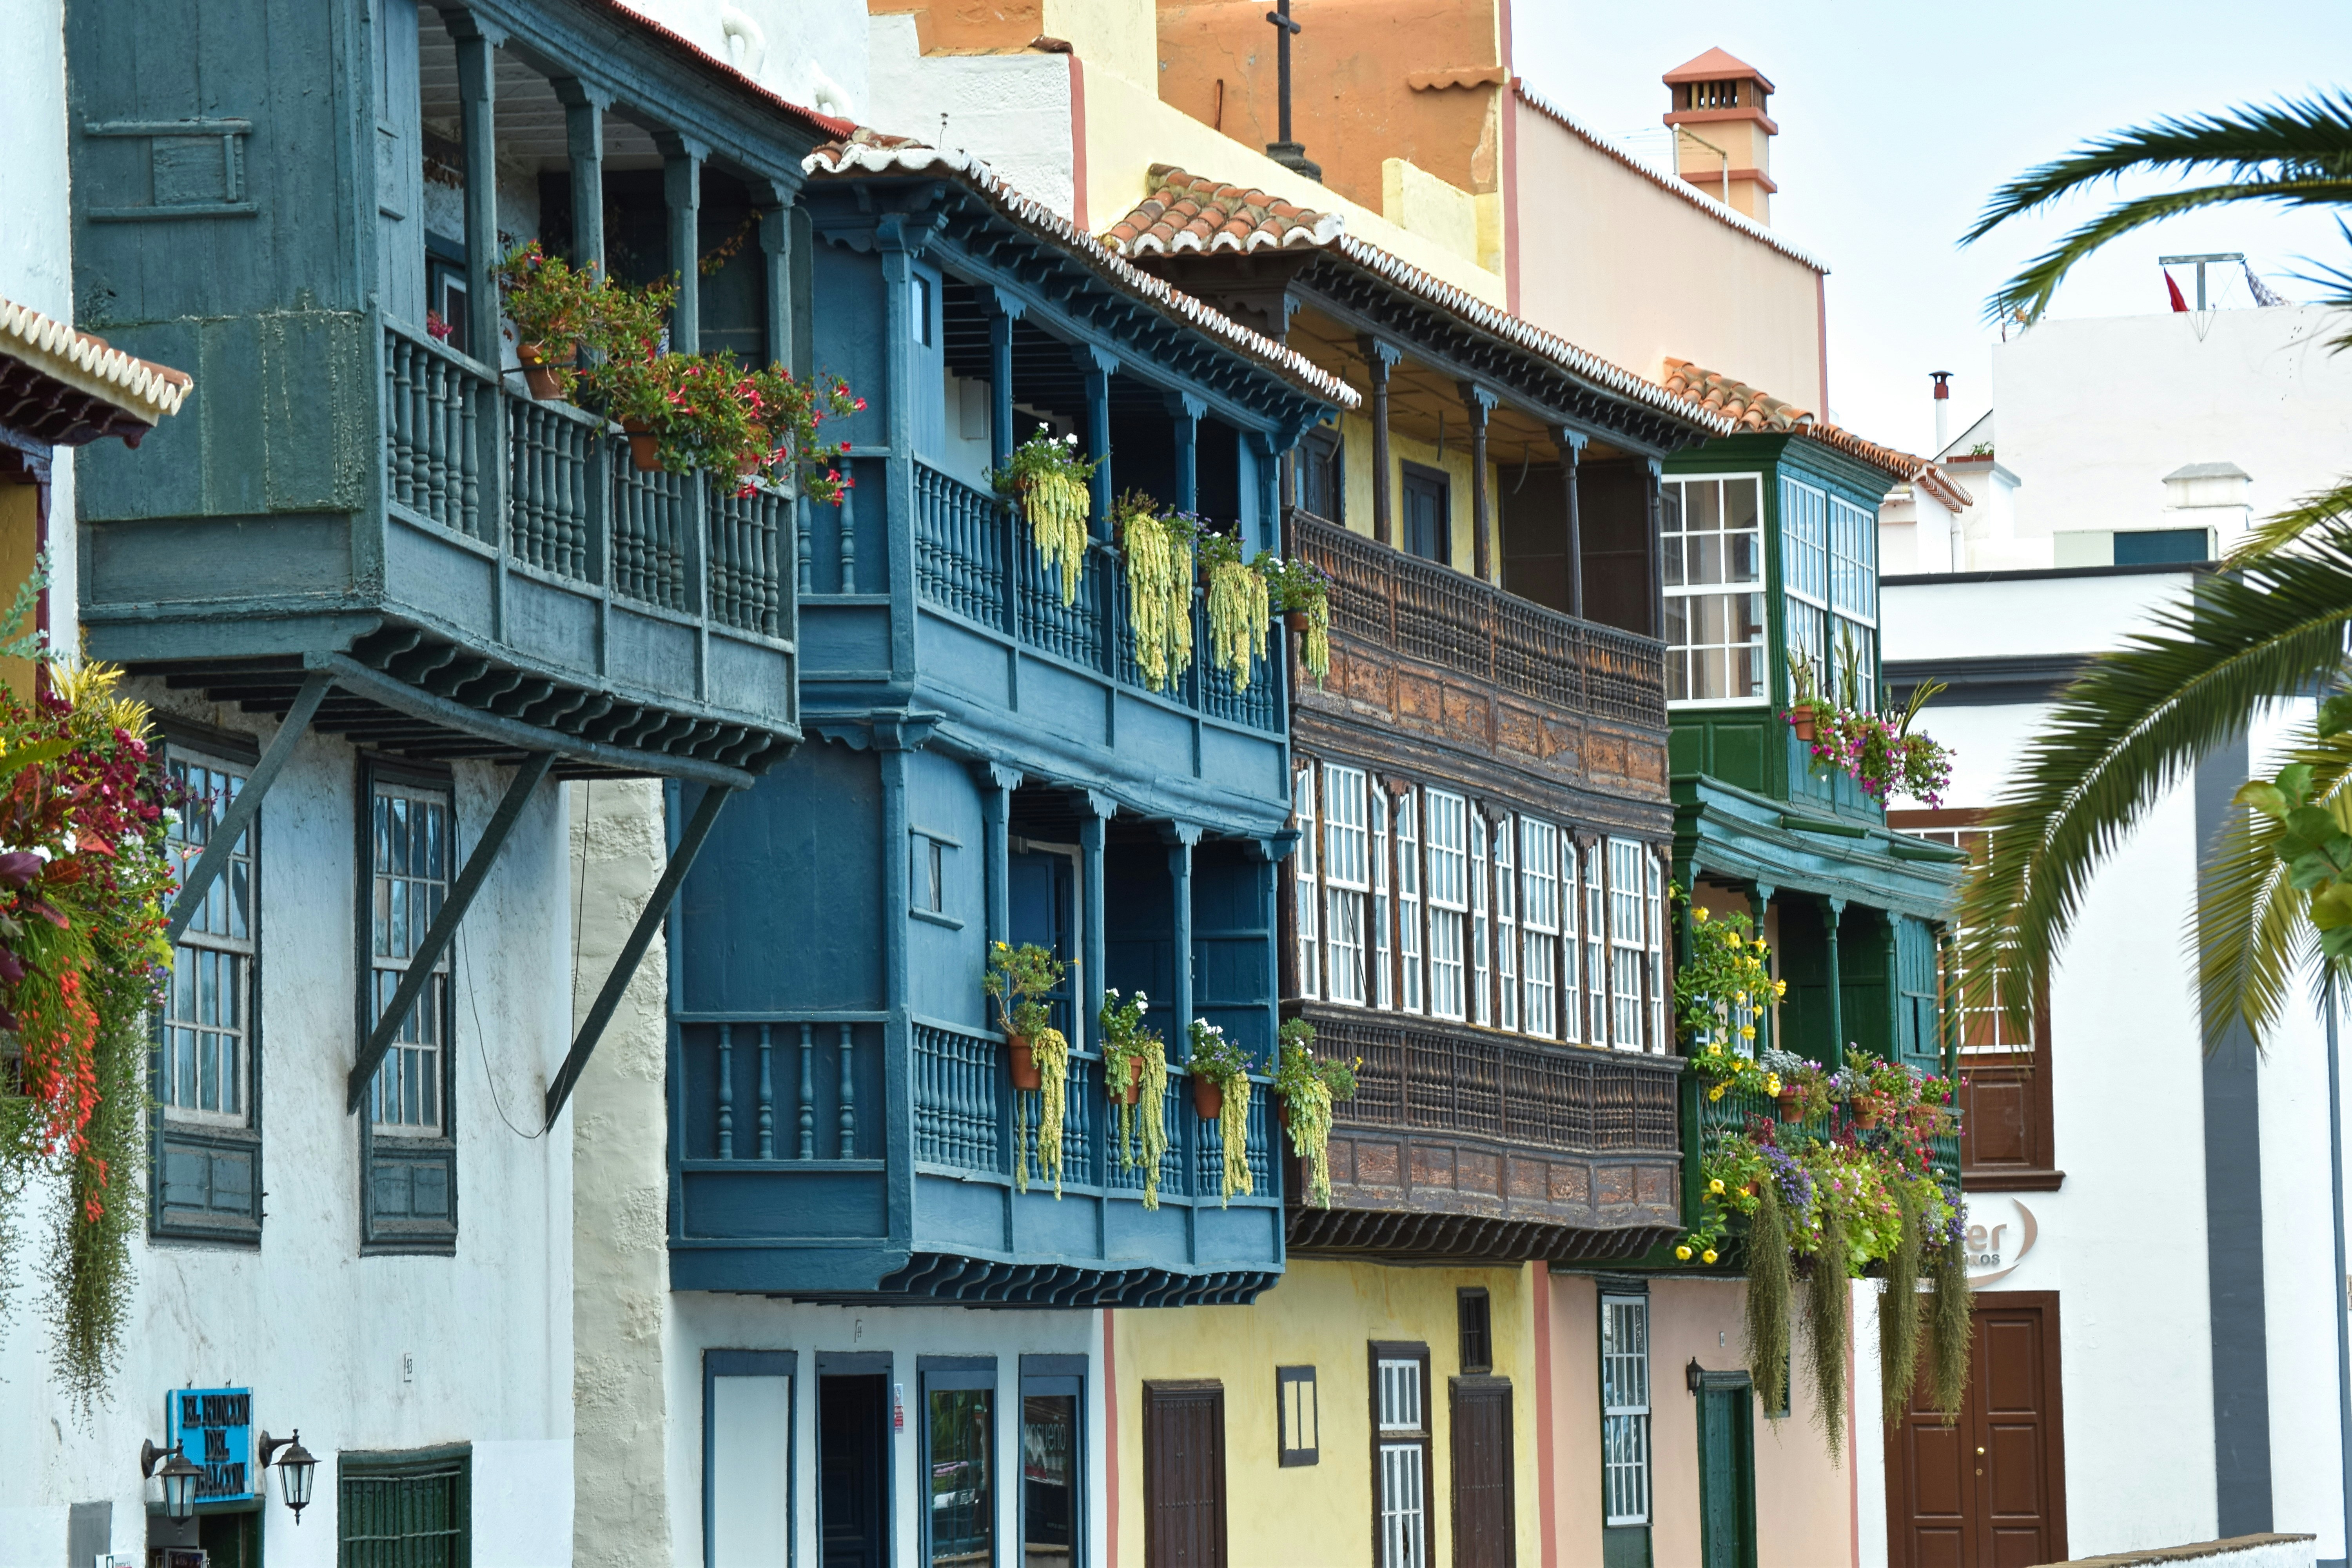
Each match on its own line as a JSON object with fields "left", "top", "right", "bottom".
{"left": 1662, "top": 48, "right": 1778, "bottom": 223}
{"left": 1930, "top": 371, "right": 1953, "bottom": 454}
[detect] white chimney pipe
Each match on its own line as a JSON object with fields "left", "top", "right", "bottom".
{"left": 1930, "top": 371, "right": 1952, "bottom": 454}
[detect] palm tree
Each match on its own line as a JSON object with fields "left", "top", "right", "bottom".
{"left": 1957, "top": 94, "right": 2352, "bottom": 1044}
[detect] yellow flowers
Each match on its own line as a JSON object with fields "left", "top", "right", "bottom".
{"left": 1693, "top": 907, "right": 1711, "bottom": 923}
{"left": 1775, "top": 979, "right": 1788, "bottom": 998}
{"left": 1675, "top": 1244, "right": 1693, "bottom": 1260}
{"left": 1723, "top": 929, "right": 1743, "bottom": 949}
{"left": 1701, "top": 1248, "right": 1718, "bottom": 1265}
{"left": 1706, "top": 1042, "right": 1723, "bottom": 1057}
{"left": 1709, "top": 1177, "right": 1726, "bottom": 1194}
{"left": 1708, "top": 1084, "right": 1725, "bottom": 1101}
{"left": 1752, "top": 936, "right": 1767, "bottom": 952}
{"left": 1739, "top": 1024, "right": 1756, "bottom": 1040}
{"left": 1734, "top": 991, "right": 1749, "bottom": 1007}
{"left": 1765, "top": 1074, "right": 1782, "bottom": 1094}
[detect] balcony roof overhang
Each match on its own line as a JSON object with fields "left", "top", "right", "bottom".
{"left": 1673, "top": 773, "right": 1964, "bottom": 920}
{"left": 1, "top": 296, "right": 190, "bottom": 451}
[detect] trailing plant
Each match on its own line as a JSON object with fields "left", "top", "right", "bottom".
{"left": 982, "top": 940, "right": 1065, "bottom": 1041}
{"left": 992, "top": 429, "right": 1096, "bottom": 607}
{"left": 1676, "top": 902, "right": 1784, "bottom": 1076}
{"left": 0, "top": 638, "right": 183, "bottom": 1413}
{"left": 1272, "top": 1018, "right": 1358, "bottom": 1209}
{"left": 1742, "top": 1177, "right": 1793, "bottom": 1419}
{"left": 1200, "top": 531, "right": 1269, "bottom": 691}
{"left": 1116, "top": 494, "right": 1198, "bottom": 693}
{"left": 1099, "top": 988, "right": 1169, "bottom": 1209}
{"left": 1878, "top": 1179, "right": 1926, "bottom": 1426}
{"left": 1260, "top": 553, "right": 1332, "bottom": 685}
{"left": 1186, "top": 1019, "right": 1254, "bottom": 1205}
{"left": 1805, "top": 1201, "right": 1850, "bottom": 1459}
{"left": 1014, "top": 1025, "right": 1072, "bottom": 1198}
{"left": 1927, "top": 1225, "right": 1973, "bottom": 1419}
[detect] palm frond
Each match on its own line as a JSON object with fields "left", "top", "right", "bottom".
{"left": 2194, "top": 722, "right": 2347, "bottom": 1046}
{"left": 1958, "top": 528, "right": 2352, "bottom": 1027}
{"left": 2226, "top": 476, "right": 2352, "bottom": 565}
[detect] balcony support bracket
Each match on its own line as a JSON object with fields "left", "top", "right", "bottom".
{"left": 545, "top": 780, "right": 735, "bottom": 1126}
{"left": 164, "top": 670, "right": 334, "bottom": 945}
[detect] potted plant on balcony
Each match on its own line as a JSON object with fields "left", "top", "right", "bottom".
{"left": 732, "top": 367, "right": 863, "bottom": 506}
{"left": 1185, "top": 1019, "right": 1255, "bottom": 1205}
{"left": 984, "top": 941, "right": 1071, "bottom": 1197}
{"left": 1099, "top": 987, "right": 1170, "bottom": 1208}
{"left": 991, "top": 428, "right": 1096, "bottom": 607}
{"left": 495, "top": 241, "right": 598, "bottom": 397}
{"left": 1272, "top": 1018, "right": 1357, "bottom": 1208}
{"left": 1792, "top": 634, "right": 1956, "bottom": 808}
{"left": 1674, "top": 902, "right": 1784, "bottom": 1092}
{"left": 1259, "top": 554, "right": 1332, "bottom": 686}
{"left": 1198, "top": 529, "right": 1270, "bottom": 691}
{"left": 1114, "top": 493, "right": 1198, "bottom": 694}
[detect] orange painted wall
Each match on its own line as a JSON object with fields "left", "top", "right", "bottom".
{"left": 867, "top": 0, "right": 1042, "bottom": 56}
{"left": 1154, "top": 0, "right": 1504, "bottom": 212}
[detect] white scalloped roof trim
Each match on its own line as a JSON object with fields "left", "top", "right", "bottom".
{"left": 800, "top": 140, "right": 1360, "bottom": 411}
{"left": 0, "top": 297, "right": 191, "bottom": 422}
{"left": 1119, "top": 209, "right": 1346, "bottom": 257}
{"left": 1514, "top": 85, "right": 1828, "bottom": 276}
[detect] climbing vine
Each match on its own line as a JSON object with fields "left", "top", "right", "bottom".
{"left": 1273, "top": 1018, "right": 1357, "bottom": 1208}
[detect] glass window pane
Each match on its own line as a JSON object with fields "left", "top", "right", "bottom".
{"left": 1022, "top": 1394, "right": 1077, "bottom": 1568}
{"left": 929, "top": 1388, "right": 994, "bottom": 1567}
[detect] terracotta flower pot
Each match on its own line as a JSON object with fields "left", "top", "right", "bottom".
{"left": 1777, "top": 1090, "right": 1803, "bottom": 1121}
{"left": 1283, "top": 608, "right": 1312, "bottom": 633}
{"left": 1788, "top": 704, "right": 1817, "bottom": 742}
{"left": 1851, "top": 1097, "right": 1882, "bottom": 1130}
{"left": 1191, "top": 1074, "right": 1224, "bottom": 1121}
{"left": 622, "top": 417, "right": 661, "bottom": 473}
{"left": 1120, "top": 1056, "right": 1143, "bottom": 1107}
{"left": 516, "top": 341, "right": 564, "bottom": 400}
{"left": 739, "top": 425, "right": 771, "bottom": 478}
{"left": 1276, "top": 1098, "right": 1293, "bottom": 1131}
{"left": 1008, "top": 1035, "right": 1043, "bottom": 1091}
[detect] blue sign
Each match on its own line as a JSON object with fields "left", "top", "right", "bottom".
{"left": 165, "top": 1387, "right": 254, "bottom": 1504}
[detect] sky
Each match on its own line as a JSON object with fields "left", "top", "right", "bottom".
{"left": 1511, "top": 0, "right": 2352, "bottom": 456}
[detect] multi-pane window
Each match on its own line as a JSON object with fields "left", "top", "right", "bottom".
{"left": 1495, "top": 824, "right": 1517, "bottom": 1032}
{"left": 1647, "top": 849, "right": 1669, "bottom": 1053}
{"left": 1583, "top": 842, "right": 1608, "bottom": 1045}
{"left": 368, "top": 779, "right": 452, "bottom": 1133}
{"left": 1423, "top": 791, "right": 1468, "bottom": 1020}
{"left": 1469, "top": 813, "right": 1491, "bottom": 1026}
{"left": 1830, "top": 494, "right": 1880, "bottom": 712}
{"left": 1662, "top": 474, "right": 1766, "bottom": 704}
{"left": 1376, "top": 1356, "right": 1428, "bottom": 1568}
{"left": 1370, "top": 790, "right": 1393, "bottom": 1009}
{"left": 1601, "top": 1294, "right": 1652, "bottom": 1526}
{"left": 1295, "top": 765, "right": 1320, "bottom": 1001}
{"left": 1323, "top": 764, "right": 1370, "bottom": 1005}
{"left": 160, "top": 753, "right": 254, "bottom": 1123}
{"left": 1782, "top": 474, "right": 1831, "bottom": 702}
{"left": 1560, "top": 832, "right": 1581, "bottom": 1044}
{"left": 1396, "top": 791, "right": 1423, "bottom": 1013}
{"left": 1521, "top": 819, "right": 1559, "bottom": 1039}
{"left": 1609, "top": 838, "right": 1647, "bottom": 1049}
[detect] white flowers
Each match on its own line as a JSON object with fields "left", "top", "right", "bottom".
{"left": 1062, "top": 431, "right": 1078, "bottom": 446}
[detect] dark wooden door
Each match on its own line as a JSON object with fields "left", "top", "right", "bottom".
{"left": 1694, "top": 1378, "right": 1756, "bottom": 1568}
{"left": 1403, "top": 467, "right": 1448, "bottom": 563}
{"left": 1886, "top": 1292, "right": 2067, "bottom": 1568}
{"left": 1449, "top": 1378, "right": 1515, "bottom": 1567}
{"left": 821, "top": 1374, "right": 890, "bottom": 1568}
{"left": 1144, "top": 1381, "right": 1226, "bottom": 1568}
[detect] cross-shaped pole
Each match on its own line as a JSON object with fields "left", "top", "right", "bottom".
{"left": 1263, "top": 2, "right": 1321, "bottom": 182}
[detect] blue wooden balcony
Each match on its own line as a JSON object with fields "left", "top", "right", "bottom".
{"left": 669, "top": 1013, "right": 1282, "bottom": 1304}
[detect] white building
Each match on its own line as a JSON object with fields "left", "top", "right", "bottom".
{"left": 1869, "top": 294, "right": 2352, "bottom": 1561}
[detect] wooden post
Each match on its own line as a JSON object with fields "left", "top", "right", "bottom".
{"left": 1080, "top": 793, "right": 1113, "bottom": 1049}
{"left": 450, "top": 14, "right": 500, "bottom": 359}
{"left": 1823, "top": 895, "right": 1846, "bottom": 1069}
{"left": 1075, "top": 345, "right": 1118, "bottom": 539}
{"left": 1461, "top": 383, "right": 1496, "bottom": 583}
{"left": 553, "top": 80, "right": 606, "bottom": 273}
{"left": 748, "top": 177, "right": 793, "bottom": 370}
{"left": 1359, "top": 335, "right": 1401, "bottom": 546}
{"left": 1642, "top": 456, "right": 1665, "bottom": 641}
{"left": 1553, "top": 427, "right": 1586, "bottom": 620}
{"left": 658, "top": 134, "right": 706, "bottom": 351}
{"left": 1748, "top": 882, "right": 1775, "bottom": 1060}
{"left": 1166, "top": 392, "right": 1203, "bottom": 514}
{"left": 1166, "top": 826, "right": 1201, "bottom": 1058}
{"left": 979, "top": 762, "right": 1019, "bottom": 952}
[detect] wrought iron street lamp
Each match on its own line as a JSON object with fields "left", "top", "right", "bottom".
{"left": 259, "top": 1430, "right": 318, "bottom": 1522}
{"left": 140, "top": 1438, "right": 203, "bottom": 1524}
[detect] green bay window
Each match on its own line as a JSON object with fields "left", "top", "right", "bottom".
{"left": 1662, "top": 474, "right": 1766, "bottom": 706}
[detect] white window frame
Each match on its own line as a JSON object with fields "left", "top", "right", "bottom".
{"left": 1397, "top": 789, "right": 1423, "bottom": 1013}
{"left": 1470, "top": 811, "right": 1491, "bottom": 1026}
{"left": 1521, "top": 817, "right": 1559, "bottom": 1041}
{"left": 1781, "top": 474, "right": 1832, "bottom": 705}
{"left": 368, "top": 777, "right": 453, "bottom": 1135}
{"left": 1495, "top": 817, "right": 1517, "bottom": 1033}
{"left": 1295, "top": 764, "right": 1320, "bottom": 1002}
{"left": 1376, "top": 1357, "right": 1428, "bottom": 1568}
{"left": 1583, "top": 840, "right": 1608, "bottom": 1046}
{"left": 1609, "top": 837, "right": 1647, "bottom": 1050}
{"left": 1662, "top": 472, "right": 1768, "bottom": 708}
{"left": 1831, "top": 492, "right": 1880, "bottom": 713}
{"left": 1423, "top": 790, "right": 1468, "bottom": 1021}
{"left": 1371, "top": 788, "right": 1393, "bottom": 1010}
{"left": 161, "top": 750, "right": 255, "bottom": 1126}
{"left": 1601, "top": 1294, "right": 1652, "bottom": 1527}
{"left": 1323, "top": 762, "right": 1370, "bottom": 1006}
{"left": 1560, "top": 830, "right": 1581, "bottom": 1044}
{"left": 1648, "top": 848, "right": 1669, "bottom": 1055}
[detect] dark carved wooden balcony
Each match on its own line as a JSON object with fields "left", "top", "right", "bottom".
{"left": 1285, "top": 1008, "right": 1684, "bottom": 1262}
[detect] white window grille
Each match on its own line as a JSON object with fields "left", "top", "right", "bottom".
{"left": 369, "top": 780, "right": 452, "bottom": 1134}
{"left": 1584, "top": 840, "right": 1608, "bottom": 1046}
{"left": 1470, "top": 812, "right": 1491, "bottom": 1026}
{"left": 1560, "top": 830, "right": 1581, "bottom": 1044}
{"left": 1376, "top": 1357, "right": 1426, "bottom": 1568}
{"left": 1521, "top": 817, "right": 1559, "bottom": 1040}
{"left": 1648, "top": 848, "right": 1669, "bottom": 1054}
{"left": 1397, "top": 790, "right": 1423, "bottom": 1013}
{"left": 1424, "top": 791, "right": 1468, "bottom": 1020}
{"left": 1495, "top": 818, "right": 1517, "bottom": 1032}
{"left": 1830, "top": 493, "right": 1880, "bottom": 712}
{"left": 1782, "top": 474, "right": 1832, "bottom": 703}
{"left": 1662, "top": 474, "right": 1766, "bottom": 705}
{"left": 1324, "top": 763, "right": 1370, "bottom": 1005}
{"left": 162, "top": 752, "right": 254, "bottom": 1125}
{"left": 1601, "top": 1294, "right": 1652, "bottom": 1526}
{"left": 1370, "top": 788, "right": 1393, "bottom": 1010}
{"left": 1294, "top": 765, "right": 1320, "bottom": 1001}
{"left": 1609, "top": 837, "right": 1646, "bottom": 1049}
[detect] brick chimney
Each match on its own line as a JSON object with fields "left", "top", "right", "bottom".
{"left": 1662, "top": 48, "right": 1777, "bottom": 224}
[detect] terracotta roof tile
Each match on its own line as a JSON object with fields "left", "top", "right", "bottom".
{"left": 1662, "top": 47, "right": 1774, "bottom": 92}
{"left": 1100, "top": 166, "right": 1727, "bottom": 436}
{"left": 1, "top": 296, "right": 191, "bottom": 428}
{"left": 801, "top": 132, "right": 1357, "bottom": 410}
{"left": 1660, "top": 358, "right": 1970, "bottom": 507}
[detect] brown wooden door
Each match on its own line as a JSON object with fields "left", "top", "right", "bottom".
{"left": 1450, "top": 1378, "right": 1515, "bottom": 1568}
{"left": 1144, "top": 1381, "right": 1227, "bottom": 1568}
{"left": 1885, "top": 1292, "right": 2067, "bottom": 1568}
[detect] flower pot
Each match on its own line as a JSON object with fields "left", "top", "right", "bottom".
{"left": 1788, "top": 704, "right": 1817, "bottom": 742}
{"left": 1276, "top": 1098, "right": 1292, "bottom": 1131}
{"left": 622, "top": 418, "right": 661, "bottom": 474}
{"left": 739, "top": 425, "right": 771, "bottom": 478}
{"left": 516, "top": 342, "right": 564, "bottom": 400}
{"left": 1283, "top": 608, "right": 1312, "bottom": 633}
{"left": 1191, "top": 1074, "right": 1224, "bottom": 1121}
{"left": 1850, "top": 1097, "right": 1882, "bottom": 1130}
{"left": 1777, "top": 1090, "right": 1803, "bottom": 1121}
{"left": 1008, "top": 1035, "right": 1043, "bottom": 1092}
{"left": 1119, "top": 1056, "right": 1143, "bottom": 1107}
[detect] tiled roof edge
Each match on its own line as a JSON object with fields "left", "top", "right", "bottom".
{"left": 1514, "top": 83, "right": 1828, "bottom": 274}
{"left": 0, "top": 297, "right": 191, "bottom": 422}
{"left": 801, "top": 140, "right": 1360, "bottom": 410}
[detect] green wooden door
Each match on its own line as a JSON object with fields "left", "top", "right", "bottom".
{"left": 1695, "top": 1376, "right": 1757, "bottom": 1568}
{"left": 1893, "top": 915, "right": 1945, "bottom": 1074}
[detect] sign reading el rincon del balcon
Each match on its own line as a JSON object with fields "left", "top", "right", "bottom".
{"left": 165, "top": 1386, "right": 255, "bottom": 1504}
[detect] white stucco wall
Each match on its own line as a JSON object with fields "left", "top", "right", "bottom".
{"left": 613, "top": 0, "right": 870, "bottom": 119}
{"left": 1879, "top": 570, "right": 2352, "bottom": 1559}
{"left": 863, "top": 15, "right": 1079, "bottom": 221}
{"left": 0, "top": 698, "right": 576, "bottom": 1564}
{"left": 2, "top": 0, "right": 80, "bottom": 641}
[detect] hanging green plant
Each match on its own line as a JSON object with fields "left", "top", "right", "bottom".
{"left": 1927, "top": 1228, "right": 1973, "bottom": 1419}
{"left": 1199, "top": 530, "right": 1269, "bottom": 690}
{"left": 1260, "top": 553, "right": 1334, "bottom": 686}
{"left": 1115, "top": 494, "right": 1198, "bottom": 693}
{"left": 991, "top": 428, "right": 1097, "bottom": 606}
{"left": 1879, "top": 1179, "right": 1926, "bottom": 1426}
{"left": 1273, "top": 1018, "right": 1357, "bottom": 1208}
{"left": 1742, "top": 1178, "right": 1793, "bottom": 1419}
{"left": 1014, "top": 1025, "right": 1072, "bottom": 1197}
{"left": 1099, "top": 988, "right": 1170, "bottom": 1209}
{"left": 1186, "top": 1019, "right": 1255, "bottom": 1205}
{"left": 1804, "top": 1200, "right": 1851, "bottom": 1460}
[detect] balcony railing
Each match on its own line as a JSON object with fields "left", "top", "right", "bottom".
{"left": 1686, "top": 1077, "right": 1964, "bottom": 1224}
{"left": 1324, "top": 1014, "right": 1681, "bottom": 1155}
{"left": 910, "top": 460, "right": 1282, "bottom": 735}
{"left": 1289, "top": 509, "right": 1664, "bottom": 727}
{"left": 383, "top": 320, "right": 790, "bottom": 633}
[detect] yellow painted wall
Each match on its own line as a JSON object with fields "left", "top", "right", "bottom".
{"left": 1043, "top": 0, "right": 1156, "bottom": 87}
{"left": 0, "top": 486, "right": 39, "bottom": 699}
{"left": 1112, "top": 1258, "right": 1540, "bottom": 1567}
{"left": 1330, "top": 407, "right": 1500, "bottom": 582}
{"left": 1075, "top": 64, "right": 1506, "bottom": 308}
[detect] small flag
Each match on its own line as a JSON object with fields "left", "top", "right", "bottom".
{"left": 2166, "top": 272, "right": 2190, "bottom": 312}
{"left": 2246, "top": 263, "right": 2290, "bottom": 307}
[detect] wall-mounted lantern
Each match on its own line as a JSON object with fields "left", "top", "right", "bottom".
{"left": 258, "top": 1430, "right": 318, "bottom": 1522}
{"left": 139, "top": 1438, "right": 203, "bottom": 1523}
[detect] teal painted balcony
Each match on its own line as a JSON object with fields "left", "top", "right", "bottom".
{"left": 1681, "top": 1078, "right": 1964, "bottom": 1238}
